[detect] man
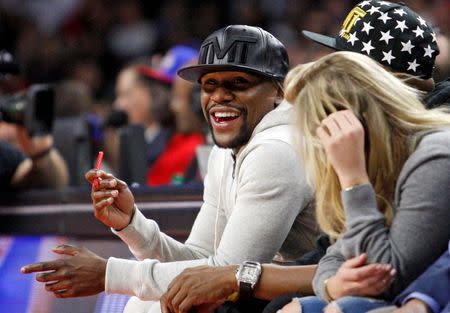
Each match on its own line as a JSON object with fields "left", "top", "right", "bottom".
{"left": 21, "top": 25, "right": 318, "bottom": 313}
{"left": 302, "top": 0, "right": 448, "bottom": 108}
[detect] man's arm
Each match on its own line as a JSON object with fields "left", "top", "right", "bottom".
{"left": 159, "top": 264, "right": 316, "bottom": 313}
{"left": 394, "top": 248, "right": 450, "bottom": 313}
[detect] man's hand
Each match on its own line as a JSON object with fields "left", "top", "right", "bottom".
{"left": 393, "top": 300, "right": 432, "bottom": 313}
{"left": 326, "top": 254, "right": 396, "bottom": 299}
{"left": 317, "top": 110, "right": 370, "bottom": 189}
{"left": 85, "top": 170, "right": 135, "bottom": 230}
{"left": 21, "top": 245, "right": 106, "bottom": 298}
{"left": 161, "top": 265, "right": 238, "bottom": 313}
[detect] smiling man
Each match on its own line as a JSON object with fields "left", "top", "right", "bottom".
{"left": 21, "top": 25, "right": 318, "bottom": 313}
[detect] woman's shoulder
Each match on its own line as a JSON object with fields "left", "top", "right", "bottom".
{"left": 401, "top": 128, "right": 450, "bottom": 174}
{"left": 415, "top": 128, "right": 450, "bottom": 151}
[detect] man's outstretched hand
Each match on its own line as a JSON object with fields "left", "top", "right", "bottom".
{"left": 21, "top": 245, "right": 107, "bottom": 298}
{"left": 85, "top": 170, "right": 135, "bottom": 230}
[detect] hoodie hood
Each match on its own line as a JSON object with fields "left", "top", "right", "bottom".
{"left": 250, "top": 100, "right": 293, "bottom": 138}
{"left": 234, "top": 99, "right": 296, "bottom": 162}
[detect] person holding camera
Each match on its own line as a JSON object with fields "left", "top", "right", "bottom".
{"left": 0, "top": 123, "right": 68, "bottom": 189}
{"left": 0, "top": 51, "right": 68, "bottom": 189}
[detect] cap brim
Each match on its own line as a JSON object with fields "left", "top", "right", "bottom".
{"left": 302, "top": 30, "right": 337, "bottom": 50}
{"left": 177, "top": 64, "right": 281, "bottom": 82}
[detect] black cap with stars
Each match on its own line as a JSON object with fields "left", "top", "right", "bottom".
{"left": 302, "top": 0, "right": 440, "bottom": 79}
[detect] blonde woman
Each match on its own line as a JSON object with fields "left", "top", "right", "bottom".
{"left": 279, "top": 51, "right": 450, "bottom": 313}
{"left": 157, "top": 51, "right": 450, "bottom": 313}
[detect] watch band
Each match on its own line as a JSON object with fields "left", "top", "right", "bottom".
{"left": 238, "top": 281, "right": 253, "bottom": 300}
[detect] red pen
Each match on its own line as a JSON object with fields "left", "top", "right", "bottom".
{"left": 93, "top": 151, "right": 104, "bottom": 190}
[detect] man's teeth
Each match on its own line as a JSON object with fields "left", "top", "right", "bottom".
{"left": 214, "top": 112, "right": 239, "bottom": 118}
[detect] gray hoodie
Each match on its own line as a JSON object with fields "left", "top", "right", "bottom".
{"left": 104, "top": 101, "right": 318, "bottom": 302}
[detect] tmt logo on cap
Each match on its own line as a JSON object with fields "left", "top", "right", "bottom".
{"left": 200, "top": 35, "right": 257, "bottom": 65}
{"left": 340, "top": 6, "right": 367, "bottom": 40}
{"left": 177, "top": 25, "right": 289, "bottom": 82}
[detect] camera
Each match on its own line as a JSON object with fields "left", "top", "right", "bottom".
{"left": 0, "top": 84, "right": 54, "bottom": 136}
{"left": 0, "top": 50, "right": 54, "bottom": 136}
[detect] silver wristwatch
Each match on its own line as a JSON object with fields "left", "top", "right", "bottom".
{"left": 235, "top": 261, "right": 262, "bottom": 299}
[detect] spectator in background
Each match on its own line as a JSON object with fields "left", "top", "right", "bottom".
{"left": 147, "top": 45, "right": 206, "bottom": 185}
{"left": 113, "top": 59, "right": 173, "bottom": 180}
{"left": 113, "top": 45, "right": 206, "bottom": 186}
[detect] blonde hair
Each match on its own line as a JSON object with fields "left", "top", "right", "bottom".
{"left": 285, "top": 51, "right": 450, "bottom": 240}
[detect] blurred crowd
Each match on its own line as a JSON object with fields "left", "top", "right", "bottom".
{"left": 0, "top": 0, "right": 449, "bottom": 190}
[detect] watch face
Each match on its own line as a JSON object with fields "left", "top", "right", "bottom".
{"left": 240, "top": 266, "right": 260, "bottom": 284}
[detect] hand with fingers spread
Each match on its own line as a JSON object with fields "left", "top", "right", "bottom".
{"left": 160, "top": 265, "right": 238, "bottom": 313}
{"left": 21, "top": 245, "right": 106, "bottom": 298}
{"left": 326, "top": 254, "right": 396, "bottom": 300}
{"left": 85, "top": 169, "right": 135, "bottom": 230}
{"left": 317, "top": 110, "right": 369, "bottom": 189}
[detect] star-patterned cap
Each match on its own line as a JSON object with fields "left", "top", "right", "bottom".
{"left": 302, "top": 1, "right": 440, "bottom": 79}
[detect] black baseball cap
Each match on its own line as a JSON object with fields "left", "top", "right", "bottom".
{"left": 303, "top": 0, "right": 440, "bottom": 79}
{"left": 178, "top": 25, "right": 289, "bottom": 82}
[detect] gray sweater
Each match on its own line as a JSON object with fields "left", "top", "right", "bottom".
{"left": 313, "top": 129, "right": 450, "bottom": 301}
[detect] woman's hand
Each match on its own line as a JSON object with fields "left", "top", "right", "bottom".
{"left": 317, "top": 110, "right": 369, "bottom": 189}
{"left": 326, "top": 254, "right": 396, "bottom": 300}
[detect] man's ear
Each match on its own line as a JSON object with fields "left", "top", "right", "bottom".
{"left": 275, "top": 86, "right": 284, "bottom": 105}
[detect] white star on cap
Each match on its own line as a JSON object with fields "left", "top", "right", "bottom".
{"left": 401, "top": 40, "right": 415, "bottom": 54}
{"left": 423, "top": 45, "right": 434, "bottom": 58}
{"left": 407, "top": 59, "right": 419, "bottom": 72}
{"left": 417, "top": 16, "right": 427, "bottom": 26}
{"left": 395, "top": 20, "right": 408, "bottom": 32}
{"left": 412, "top": 26, "right": 424, "bottom": 38}
{"left": 380, "top": 30, "right": 394, "bottom": 44}
{"left": 347, "top": 32, "right": 359, "bottom": 46}
{"left": 378, "top": 12, "right": 392, "bottom": 24}
{"left": 362, "top": 21, "right": 374, "bottom": 35}
{"left": 431, "top": 32, "right": 437, "bottom": 42}
{"left": 367, "top": 5, "right": 381, "bottom": 14}
{"left": 361, "top": 40, "right": 375, "bottom": 55}
{"left": 359, "top": 1, "right": 372, "bottom": 8}
{"left": 378, "top": 1, "right": 392, "bottom": 6}
{"left": 393, "top": 8, "right": 407, "bottom": 16}
{"left": 382, "top": 50, "right": 396, "bottom": 64}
